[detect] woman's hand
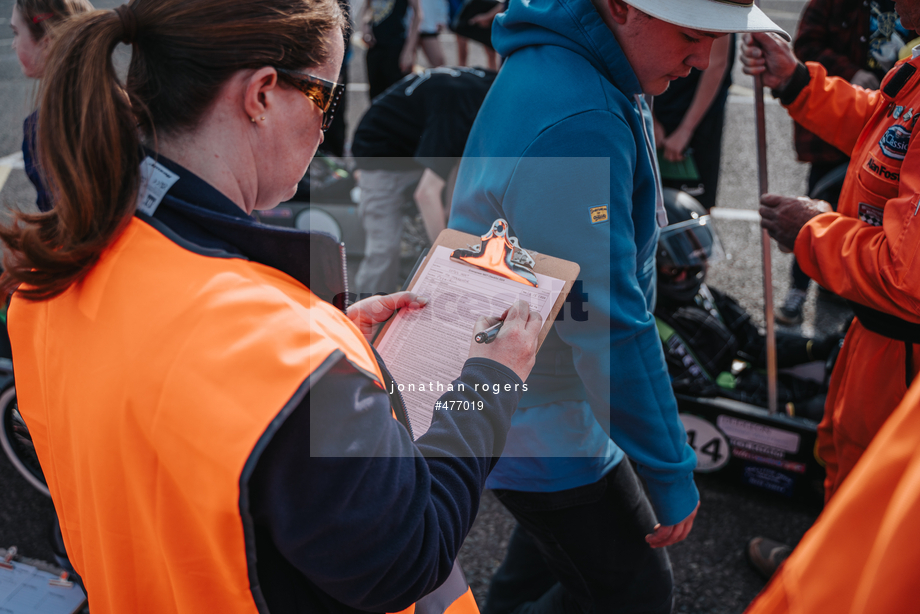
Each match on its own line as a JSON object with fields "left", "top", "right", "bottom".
{"left": 468, "top": 300, "right": 542, "bottom": 382}
{"left": 347, "top": 292, "right": 429, "bottom": 342}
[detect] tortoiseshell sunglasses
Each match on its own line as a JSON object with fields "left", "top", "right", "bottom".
{"left": 276, "top": 68, "right": 345, "bottom": 132}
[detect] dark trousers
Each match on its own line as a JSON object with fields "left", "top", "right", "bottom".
{"left": 685, "top": 104, "right": 725, "bottom": 211}
{"left": 483, "top": 461, "right": 674, "bottom": 614}
{"left": 366, "top": 44, "right": 407, "bottom": 101}
{"left": 659, "top": 94, "right": 727, "bottom": 211}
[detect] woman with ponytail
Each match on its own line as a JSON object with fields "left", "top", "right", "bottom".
{"left": 10, "top": 0, "right": 93, "bottom": 212}
{"left": 0, "top": 2, "right": 540, "bottom": 613}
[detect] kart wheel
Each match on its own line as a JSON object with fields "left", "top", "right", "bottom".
{"left": 0, "top": 385, "right": 50, "bottom": 497}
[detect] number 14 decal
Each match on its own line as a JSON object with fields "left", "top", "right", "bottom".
{"left": 680, "top": 414, "right": 730, "bottom": 472}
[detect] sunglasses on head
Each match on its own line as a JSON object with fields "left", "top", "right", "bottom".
{"left": 276, "top": 68, "right": 344, "bottom": 132}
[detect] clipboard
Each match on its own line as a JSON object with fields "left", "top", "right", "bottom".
{"left": 375, "top": 219, "right": 580, "bottom": 352}
{"left": 372, "top": 219, "right": 580, "bottom": 438}
{"left": 657, "top": 149, "right": 700, "bottom": 182}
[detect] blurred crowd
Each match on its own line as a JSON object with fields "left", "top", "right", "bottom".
{"left": 4, "top": 0, "right": 920, "bottom": 613}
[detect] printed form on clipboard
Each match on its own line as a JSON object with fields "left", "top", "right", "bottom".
{"left": 374, "top": 219, "right": 579, "bottom": 438}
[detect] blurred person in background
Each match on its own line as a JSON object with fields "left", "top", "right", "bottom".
{"left": 10, "top": 0, "right": 94, "bottom": 213}
{"left": 416, "top": 0, "right": 448, "bottom": 67}
{"left": 653, "top": 35, "right": 734, "bottom": 211}
{"left": 352, "top": 67, "right": 496, "bottom": 296}
{"left": 361, "top": 0, "right": 422, "bottom": 99}
{"left": 450, "top": 0, "right": 501, "bottom": 69}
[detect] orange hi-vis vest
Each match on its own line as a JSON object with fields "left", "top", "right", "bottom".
{"left": 9, "top": 217, "right": 478, "bottom": 614}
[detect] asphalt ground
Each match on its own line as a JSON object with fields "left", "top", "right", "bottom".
{"left": 0, "top": 1, "right": 855, "bottom": 612}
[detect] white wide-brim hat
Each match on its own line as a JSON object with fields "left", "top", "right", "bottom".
{"left": 623, "top": 0, "right": 790, "bottom": 41}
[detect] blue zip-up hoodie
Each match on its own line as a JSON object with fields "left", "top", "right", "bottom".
{"left": 448, "top": 0, "right": 699, "bottom": 525}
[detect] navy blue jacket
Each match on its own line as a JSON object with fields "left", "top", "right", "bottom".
{"left": 148, "top": 155, "right": 523, "bottom": 613}
{"left": 22, "top": 112, "right": 52, "bottom": 212}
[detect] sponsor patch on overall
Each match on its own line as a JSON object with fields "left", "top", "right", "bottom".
{"left": 589, "top": 205, "right": 608, "bottom": 224}
{"left": 878, "top": 124, "right": 912, "bottom": 160}
{"left": 864, "top": 152, "right": 901, "bottom": 184}
{"left": 858, "top": 202, "right": 884, "bottom": 226}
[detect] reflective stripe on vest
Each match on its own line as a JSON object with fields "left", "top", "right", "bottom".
{"left": 10, "top": 218, "right": 478, "bottom": 614}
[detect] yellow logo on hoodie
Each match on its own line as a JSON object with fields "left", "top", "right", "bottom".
{"left": 590, "top": 205, "right": 608, "bottom": 224}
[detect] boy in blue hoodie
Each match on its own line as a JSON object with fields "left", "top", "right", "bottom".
{"left": 448, "top": 0, "right": 787, "bottom": 611}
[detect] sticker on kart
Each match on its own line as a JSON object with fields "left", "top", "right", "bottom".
{"left": 679, "top": 413, "right": 730, "bottom": 472}
{"left": 716, "top": 415, "right": 801, "bottom": 454}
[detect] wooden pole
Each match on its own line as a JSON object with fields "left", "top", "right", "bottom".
{"left": 752, "top": 25, "right": 780, "bottom": 414}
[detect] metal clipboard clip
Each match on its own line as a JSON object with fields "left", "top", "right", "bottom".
{"left": 450, "top": 219, "right": 538, "bottom": 287}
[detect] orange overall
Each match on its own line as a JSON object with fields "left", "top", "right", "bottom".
{"left": 9, "top": 218, "right": 478, "bottom": 614}
{"left": 745, "top": 375, "right": 920, "bottom": 613}
{"left": 785, "top": 58, "right": 920, "bottom": 502}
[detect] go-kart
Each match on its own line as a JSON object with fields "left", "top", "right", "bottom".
{"left": 677, "top": 394, "right": 825, "bottom": 503}
{"left": 672, "top": 163, "right": 849, "bottom": 505}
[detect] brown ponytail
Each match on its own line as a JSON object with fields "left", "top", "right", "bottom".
{"left": 0, "top": 0, "right": 346, "bottom": 301}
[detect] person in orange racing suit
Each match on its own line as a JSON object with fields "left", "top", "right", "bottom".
{"left": 742, "top": 20, "right": 920, "bottom": 504}
{"left": 744, "top": 374, "right": 920, "bottom": 613}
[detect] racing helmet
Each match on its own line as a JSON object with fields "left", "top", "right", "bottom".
{"left": 657, "top": 189, "right": 723, "bottom": 303}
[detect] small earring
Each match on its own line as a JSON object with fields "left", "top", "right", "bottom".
{"left": 250, "top": 117, "right": 256, "bottom": 123}
{"left": 260, "top": 116, "right": 266, "bottom": 121}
